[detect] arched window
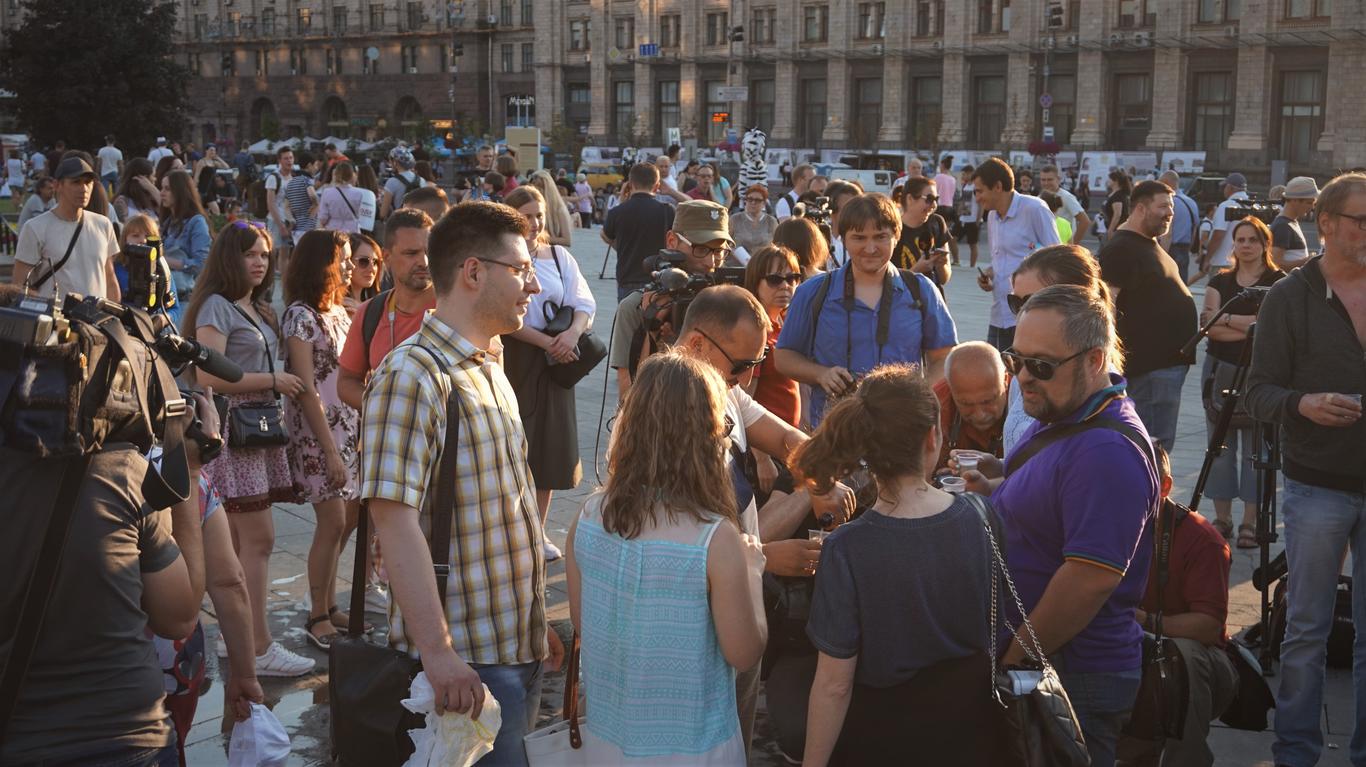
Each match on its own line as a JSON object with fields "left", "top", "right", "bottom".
{"left": 322, "top": 96, "right": 349, "bottom": 137}
{"left": 250, "top": 97, "right": 278, "bottom": 140}
{"left": 394, "top": 96, "right": 424, "bottom": 141}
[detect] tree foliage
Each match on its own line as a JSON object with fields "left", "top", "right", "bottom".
{"left": 0, "top": 0, "right": 191, "bottom": 154}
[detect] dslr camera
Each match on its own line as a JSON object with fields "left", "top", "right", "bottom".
{"left": 794, "top": 196, "right": 834, "bottom": 248}
{"left": 641, "top": 249, "right": 745, "bottom": 337}
{"left": 1225, "top": 194, "right": 1280, "bottom": 226}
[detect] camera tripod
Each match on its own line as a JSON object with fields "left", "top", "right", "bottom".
{"left": 1184, "top": 302, "right": 1282, "bottom": 673}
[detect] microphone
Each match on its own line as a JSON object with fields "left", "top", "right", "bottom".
{"left": 156, "top": 333, "right": 244, "bottom": 382}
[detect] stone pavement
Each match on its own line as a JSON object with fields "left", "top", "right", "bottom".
{"left": 184, "top": 222, "right": 1355, "bottom": 766}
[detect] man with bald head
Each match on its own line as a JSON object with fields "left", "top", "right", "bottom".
{"left": 933, "top": 341, "right": 1009, "bottom": 472}
{"left": 654, "top": 154, "right": 690, "bottom": 205}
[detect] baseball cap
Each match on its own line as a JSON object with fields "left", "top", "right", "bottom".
{"left": 155, "top": 136, "right": 167, "bottom": 145}
{"left": 54, "top": 156, "right": 96, "bottom": 181}
{"left": 672, "top": 200, "right": 733, "bottom": 247}
{"left": 1283, "top": 176, "right": 1320, "bottom": 199}
{"left": 1223, "top": 172, "right": 1247, "bottom": 190}
{"left": 388, "top": 146, "right": 415, "bottom": 169}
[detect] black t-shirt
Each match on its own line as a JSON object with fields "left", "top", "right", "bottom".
{"left": 603, "top": 193, "right": 676, "bottom": 287}
{"left": 1098, "top": 230, "right": 1199, "bottom": 377}
{"left": 1270, "top": 215, "right": 1309, "bottom": 263}
{"left": 1105, "top": 191, "right": 1130, "bottom": 230}
{"left": 1205, "top": 268, "right": 1287, "bottom": 364}
{"left": 893, "top": 215, "right": 950, "bottom": 292}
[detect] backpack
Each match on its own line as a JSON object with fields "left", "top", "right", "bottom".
{"left": 805, "top": 267, "right": 926, "bottom": 359}
{"left": 249, "top": 172, "right": 280, "bottom": 220}
{"left": 359, "top": 289, "right": 393, "bottom": 369}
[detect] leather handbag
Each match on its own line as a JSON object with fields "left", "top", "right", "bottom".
{"left": 969, "top": 493, "right": 1091, "bottom": 767}
{"left": 541, "top": 247, "right": 608, "bottom": 389}
{"left": 524, "top": 633, "right": 618, "bottom": 765}
{"left": 1202, "top": 357, "right": 1254, "bottom": 429}
{"left": 225, "top": 303, "right": 288, "bottom": 448}
{"left": 1123, "top": 499, "right": 1191, "bottom": 744}
{"left": 329, "top": 344, "right": 461, "bottom": 767}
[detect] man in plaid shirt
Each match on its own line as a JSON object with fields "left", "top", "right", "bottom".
{"left": 361, "top": 201, "right": 565, "bottom": 766}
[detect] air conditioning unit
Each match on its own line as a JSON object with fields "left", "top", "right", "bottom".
{"left": 871, "top": 43, "right": 884, "bottom": 54}
{"left": 408, "top": 66, "right": 418, "bottom": 73}
{"left": 1132, "top": 31, "right": 1151, "bottom": 46}
{"left": 1108, "top": 32, "right": 1125, "bottom": 46}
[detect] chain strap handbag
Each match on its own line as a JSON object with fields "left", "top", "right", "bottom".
{"left": 969, "top": 493, "right": 1091, "bottom": 767}
{"left": 225, "top": 302, "right": 289, "bottom": 448}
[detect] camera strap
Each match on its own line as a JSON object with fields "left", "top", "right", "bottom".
{"left": 28, "top": 216, "right": 84, "bottom": 292}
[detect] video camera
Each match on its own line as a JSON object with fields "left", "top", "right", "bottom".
{"left": 793, "top": 196, "right": 834, "bottom": 248}
{"left": 1224, "top": 194, "right": 1280, "bottom": 226}
{"left": 121, "top": 238, "right": 177, "bottom": 317}
{"left": 641, "top": 249, "right": 746, "bottom": 336}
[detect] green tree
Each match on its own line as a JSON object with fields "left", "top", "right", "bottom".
{"left": 0, "top": 0, "right": 190, "bottom": 154}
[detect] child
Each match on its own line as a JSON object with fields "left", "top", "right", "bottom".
{"left": 117, "top": 213, "right": 183, "bottom": 327}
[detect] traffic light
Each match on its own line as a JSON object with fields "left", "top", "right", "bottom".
{"left": 729, "top": 25, "right": 744, "bottom": 42}
{"left": 1045, "top": 2, "right": 1065, "bottom": 29}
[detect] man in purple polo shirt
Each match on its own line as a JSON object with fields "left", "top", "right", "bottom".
{"left": 989, "top": 285, "right": 1159, "bottom": 767}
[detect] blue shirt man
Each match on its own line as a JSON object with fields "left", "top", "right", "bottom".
{"left": 973, "top": 158, "right": 1061, "bottom": 351}
{"left": 1159, "top": 170, "right": 1200, "bottom": 280}
{"left": 775, "top": 193, "right": 957, "bottom": 426}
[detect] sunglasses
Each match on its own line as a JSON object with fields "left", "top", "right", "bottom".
{"left": 762, "top": 272, "right": 804, "bottom": 288}
{"left": 1006, "top": 292, "right": 1033, "bottom": 315}
{"left": 353, "top": 256, "right": 380, "bottom": 267}
{"left": 745, "top": 196, "right": 766, "bottom": 203}
{"left": 697, "top": 327, "right": 767, "bottom": 376}
{"left": 919, "top": 194, "right": 940, "bottom": 205}
{"left": 1001, "top": 347, "right": 1091, "bottom": 381}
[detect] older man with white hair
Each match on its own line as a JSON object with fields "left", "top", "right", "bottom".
{"left": 933, "top": 341, "right": 1009, "bottom": 473}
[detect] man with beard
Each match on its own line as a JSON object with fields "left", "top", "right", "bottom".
{"left": 968, "top": 285, "right": 1158, "bottom": 767}
{"left": 337, "top": 208, "right": 434, "bottom": 409}
{"left": 932, "top": 341, "right": 1008, "bottom": 472}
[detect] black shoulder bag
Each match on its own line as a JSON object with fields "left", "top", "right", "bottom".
{"left": 330, "top": 344, "right": 461, "bottom": 767}
{"left": 225, "top": 303, "right": 289, "bottom": 448}
{"left": 1123, "top": 498, "right": 1191, "bottom": 745}
{"left": 27, "top": 217, "right": 84, "bottom": 292}
{"left": 541, "top": 246, "right": 608, "bottom": 389}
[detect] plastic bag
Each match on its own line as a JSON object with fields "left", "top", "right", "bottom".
{"left": 400, "top": 671, "right": 501, "bottom": 767}
{"left": 228, "top": 702, "right": 291, "bottom": 767}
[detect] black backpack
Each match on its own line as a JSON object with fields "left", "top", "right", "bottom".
{"left": 359, "top": 289, "right": 393, "bottom": 369}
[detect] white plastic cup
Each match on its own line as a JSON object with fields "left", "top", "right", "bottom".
{"left": 940, "top": 476, "right": 967, "bottom": 494}
{"left": 958, "top": 454, "right": 980, "bottom": 474}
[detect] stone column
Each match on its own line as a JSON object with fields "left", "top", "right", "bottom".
{"left": 586, "top": 0, "right": 610, "bottom": 140}
{"left": 771, "top": 60, "right": 799, "bottom": 143}
{"left": 634, "top": 59, "right": 656, "bottom": 143}
{"left": 877, "top": 1, "right": 909, "bottom": 146}
{"left": 1144, "top": 48, "right": 1186, "bottom": 148}
{"left": 1226, "top": 45, "right": 1271, "bottom": 152}
{"left": 937, "top": 54, "right": 969, "bottom": 145}
{"left": 680, "top": 63, "right": 700, "bottom": 141}
{"left": 1325, "top": 38, "right": 1366, "bottom": 167}
{"left": 1069, "top": 50, "right": 1105, "bottom": 147}
{"left": 822, "top": 58, "right": 851, "bottom": 144}
{"left": 1001, "top": 51, "right": 1036, "bottom": 147}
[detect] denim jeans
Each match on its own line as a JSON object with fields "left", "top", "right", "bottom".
{"left": 987, "top": 324, "right": 1016, "bottom": 352}
{"left": 470, "top": 660, "right": 544, "bottom": 767}
{"left": 1273, "top": 479, "right": 1366, "bottom": 767}
{"left": 1168, "top": 243, "right": 1192, "bottom": 284}
{"left": 1127, "top": 365, "right": 1189, "bottom": 453}
{"left": 1056, "top": 666, "right": 1143, "bottom": 767}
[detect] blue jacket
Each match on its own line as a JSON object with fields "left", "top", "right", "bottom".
{"left": 161, "top": 214, "right": 211, "bottom": 275}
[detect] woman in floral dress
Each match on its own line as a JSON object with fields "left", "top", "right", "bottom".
{"left": 281, "top": 229, "right": 360, "bottom": 648}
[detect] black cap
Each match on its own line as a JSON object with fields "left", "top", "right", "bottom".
{"left": 54, "top": 156, "right": 96, "bottom": 181}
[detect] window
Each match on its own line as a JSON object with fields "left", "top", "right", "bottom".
{"left": 1117, "top": 0, "right": 1156, "bottom": 27}
{"left": 188, "top": 52, "right": 201, "bottom": 77}
{"left": 857, "top": 3, "right": 886, "bottom": 39}
{"left": 1189, "top": 72, "right": 1234, "bottom": 149}
{"left": 290, "top": 48, "right": 307, "bottom": 74}
{"left": 910, "top": 77, "right": 942, "bottom": 147}
{"left": 615, "top": 16, "right": 634, "bottom": 50}
{"left": 705, "top": 80, "right": 728, "bottom": 143}
{"left": 1284, "top": 0, "right": 1329, "bottom": 17}
{"left": 660, "top": 14, "right": 681, "bottom": 47}
{"left": 521, "top": 0, "right": 533, "bottom": 26}
{"left": 1278, "top": 70, "right": 1324, "bottom": 164}
{"left": 568, "top": 85, "right": 591, "bottom": 105}
{"left": 570, "top": 19, "right": 590, "bottom": 51}
{"left": 255, "top": 49, "right": 269, "bottom": 77}
{"left": 915, "top": 1, "right": 945, "bottom": 36}
{"left": 802, "top": 5, "right": 829, "bottom": 42}
{"left": 706, "top": 12, "right": 728, "bottom": 46}
{"left": 658, "top": 81, "right": 680, "bottom": 142}
{"left": 226, "top": 11, "right": 240, "bottom": 36}
{"left": 222, "top": 51, "right": 236, "bottom": 77}
{"left": 522, "top": 43, "right": 533, "bottom": 72}
{"left": 326, "top": 49, "right": 337, "bottom": 75}
{"left": 800, "top": 78, "right": 827, "bottom": 145}
{"left": 852, "top": 78, "right": 883, "bottom": 146}
{"left": 194, "top": 13, "right": 208, "bottom": 40}
{"left": 401, "top": 45, "right": 419, "bottom": 72}
{"left": 1112, "top": 72, "right": 1152, "bottom": 149}
{"left": 614, "top": 81, "right": 635, "bottom": 143}
{"left": 333, "top": 7, "right": 347, "bottom": 33}
{"left": 501, "top": 44, "right": 513, "bottom": 72}
{"left": 370, "top": 4, "right": 385, "bottom": 31}
{"left": 261, "top": 8, "right": 275, "bottom": 35}
{"left": 752, "top": 7, "right": 776, "bottom": 44}
{"left": 407, "top": 2, "right": 423, "bottom": 29}
{"left": 751, "top": 79, "right": 776, "bottom": 135}
{"left": 1044, "top": 74, "right": 1076, "bottom": 144}
{"left": 363, "top": 49, "right": 377, "bottom": 74}
{"left": 972, "top": 75, "right": 1006, "bottom": 146}
{"left": 567, "top": 84, "right": 591, "bottom": 136}
{"left": 439, "top": 44, "right": 447, "bottom": 72}
{"left": 296, "top": 7, "right": 311, "bottom": 34}
{"left": 500, "top": 0, "right": 513, "bottom": 26}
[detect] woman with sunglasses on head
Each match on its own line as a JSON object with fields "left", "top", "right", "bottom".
{"left": 183, "top": 221, "right": 316, "bottom": 678}
{"left": 503, "top": 185, "right": 597, "bottom": 562}
{"left": 893, "top": 176, "right": 953, "bottom": 291}
{"left": 343, "top": 232, "right": 383, "bottom": 312}
{"left": 1201, "top": 216, "right": 1285, "bottom": 546}
{"left": 730, "top": 184, "right": 779, "bottom": 266}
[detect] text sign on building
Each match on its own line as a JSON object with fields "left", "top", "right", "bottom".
{"left": 639, "top": 43, "right": 659, "bottom": 57}
{"left": 715, "top": 86, "right": 749, "bottom": 101}
{"left": 711, "top": 111, "right": 731, "bottom": 124}
{"left": 1043, "top": 125, "right": 1056, "bottom": 141}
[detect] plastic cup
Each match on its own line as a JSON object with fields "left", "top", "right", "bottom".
{"left": 957, "top": 454, "right": 980, "bottom": 474}
{"left": 940, "top": 476, "right": 967, "bottom": 494}
{"left": 808, "top": 529, "right": 829, "bottom": 543}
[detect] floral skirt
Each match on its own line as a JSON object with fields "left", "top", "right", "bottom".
{"left": 204, "top": 394, "right": 298, "bottom": 513}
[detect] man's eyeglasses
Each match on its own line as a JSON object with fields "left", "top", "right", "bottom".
{"left": 697, "top": 327, "right": 766, "bottom": 376}
{"left": 1006, "top": 292, "right": 1033, "bottom": 316}
{"left": 676, "top": 233, "right": 733, "bottom": 263}
{"left": 1001, "top": 347, "right": 1092, "bottom": 381}
{"left": 477, "top": 257, "right": 537, "bottom": 283}
{"left": 762, "top": 272, "right": 804, "bottom": 288}
{"left": 1332, "top": 212, "right": 1366, "bottom": 231}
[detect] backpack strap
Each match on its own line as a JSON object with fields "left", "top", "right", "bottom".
{"left": 806, "top": 267, "right": 927, "bottom": 360}
{"left": 360, "top": 288, "right": 393, "bottom": 369}
{"left": 1006, "top": 417, "right": 1155, "bottom": 478}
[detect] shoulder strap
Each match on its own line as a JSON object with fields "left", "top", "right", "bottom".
{"left": 1006, "top": 416, "right": 1154, "bottom": 478}
{"left": 334, "top": 186, "right": 359, "bottom": 219}
{"left": 400, "top": 173, "right": 421, "bottom": 193}
{"left": 1151, "top": 498, "right": 1190, "bottom": 641}
{"left": 227, "top": 301, "right": 277, "bottom": 378}
{"left": 807, "top": 271, "right": 836, "bottom": 358}
{"left": 29, "top": 217, "right": 85, "bottom": 291}
{"left": 360, "top": 289, "right": 392, "bottom": 365}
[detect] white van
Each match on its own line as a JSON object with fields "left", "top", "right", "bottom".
{"left": 826, "top": 166, "right": 896, "bottom": 194}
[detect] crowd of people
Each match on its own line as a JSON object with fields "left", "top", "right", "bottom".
{"left": 3, "top": 131, "right": 1364, "bottom": 767}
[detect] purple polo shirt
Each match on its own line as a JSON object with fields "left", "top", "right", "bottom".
{"left": 992, "top": 376, "right": 1158, "bottom": 673}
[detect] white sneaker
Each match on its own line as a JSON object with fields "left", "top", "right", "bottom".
{"left": 543, "top": 540, "right": 563, "bottom": 562}
{"left": 364, "top": 582, "right": 390, "bottom": 613}
{"left": 216, "top": 634, "right": 229, "bottom": 659}
{"left": 254, "top": 641, "right": 316, "bottom": 677}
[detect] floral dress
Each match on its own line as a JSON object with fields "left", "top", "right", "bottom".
{"left": 282, "top": 302, "right": 359, "bottom": 503}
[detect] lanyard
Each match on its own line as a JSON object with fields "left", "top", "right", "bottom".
{"left": 841, "top": 265, "right": 894, "bottom": 372}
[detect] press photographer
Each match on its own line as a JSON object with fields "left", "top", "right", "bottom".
{"left": 0, "top": 287, "right": 242, "bottom": 765}
{"left": 1243, "top": 171, "right": 1366, "bottom": 767}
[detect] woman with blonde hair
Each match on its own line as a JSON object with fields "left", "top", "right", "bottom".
{"left": 529, "top": 169, "right": 574, "bottom": 246}
{"left": 566, "top": 352, "right": 766, "bottom": 764}
{"left": 115, "top": 213, "right": 183, "bottom": 327}
{"left": 317, "top": 161, "right": 371, "bottom": 235}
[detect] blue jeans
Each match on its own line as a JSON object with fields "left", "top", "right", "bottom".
{"left": 1169, "top": 243, "right": 1192, "bottom": 284}
{"left": 1056, "top": 666, "right": 1143, "bottom": 767}
{"left": 1127, "top": 365, "right": 1189, "bottom": 452}
{"left": 471, "top": 660, "right": 544, "bottom": 767}
{"left": 987, "top": 324, "right": 1016, "bottom": 352}
{"left": 1273, "top": 479, "right": 1366, "bottom": 767}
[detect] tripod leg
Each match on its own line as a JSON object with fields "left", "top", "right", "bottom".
{"left": 599, "top": 244, "right": 613, "bottom": 280}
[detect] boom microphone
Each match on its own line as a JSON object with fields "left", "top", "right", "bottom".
{"left": 155, "top": 333, "right": 244, "bottom": 383}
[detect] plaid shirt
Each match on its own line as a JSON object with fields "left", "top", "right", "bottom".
{"left": 360, "top": 314, "right": 547, "bottom": 665}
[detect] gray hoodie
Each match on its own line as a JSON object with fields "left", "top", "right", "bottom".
{"left": 1244, "top": 256, "right": 1366, "bottom": 491}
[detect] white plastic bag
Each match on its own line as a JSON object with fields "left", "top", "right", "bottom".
{"left": 401, "top": 671, "right": 501, "bottom": 767}
{"left": 228, "top": 702, "right": 291, "bottom": 767}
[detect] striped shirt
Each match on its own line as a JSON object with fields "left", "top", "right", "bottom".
{"left": 359, "top": 314, "right": 548, "bottom": 665}
{"left": 285, "top": 174, "right": 317, "bottom": 235}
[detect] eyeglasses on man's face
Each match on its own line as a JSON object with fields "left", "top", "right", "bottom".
{"left": 477, "top": 257, "right": 537, "bottom": 283}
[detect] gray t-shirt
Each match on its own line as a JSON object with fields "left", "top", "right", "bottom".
{"left": 608, "top": 290, "right": 646, "bottom": 370}
{"left": 384, "top": 171, "right": 426, "bottom": 209}
{"left": 0, "top": 446, "right": 180, "bottom": 763}
{"left": 196, "top": 293, "right": 280, "bottom": 377}
{"left": 1270, "top": 215, "right": 1309, "bottom": 265}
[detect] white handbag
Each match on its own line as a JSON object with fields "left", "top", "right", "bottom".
{"left": 523, "top": 634, "right": 616, "bottom": 765}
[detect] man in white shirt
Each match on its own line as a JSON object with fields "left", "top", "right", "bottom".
{"left": 265, "top": 146, "right": 296, "bottom": 261}
{"left": 653, "top": 155, "right": 689, "bottom": 206}
{"left": 973, "top": 158, "right": 1062, "bottom": 351}
{"left": 11, "top": 157, "right": 120, "bottom": 302}
{"left": 775, "top": 164, "right": 814, "bottom": 221}
{"left": 1200, "top": 172, "right": 1251, "bottom": 276}
{"left": 97, "top": 135, "right": 124, "bottom": 188}
{"left": 147, "top": 137, "right": 174, "bottom": 164}
{"left": 28, "top": 149, "right": 47, "bottom": 177}
{"left": 1039, "top": 164, "right": 1090, "bottom": 244}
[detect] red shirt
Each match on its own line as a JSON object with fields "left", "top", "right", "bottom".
{"left": 751, "top": 323, "right": 800, "bottom": 427}
{"left": 1140, "top": 501, "right": 1231, "bottom": 647}
{"left": 932, "top": 377, "right": 1006, "bottom": 471}
{"left": 338, "top": 292, "right": 435, "bottom": 375}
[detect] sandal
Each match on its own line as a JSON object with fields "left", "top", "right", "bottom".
{"left": 305, "top": 614, "right": 337, "bottom": 650}
{"left": 330, "top": 605, "right": 374, "bottom": 634}
{"left": 1237, "top": 523, "right": 1258, "bottom": 549}
{"left": 1212, "top": 517, "right": 1234, "bottom": 540}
